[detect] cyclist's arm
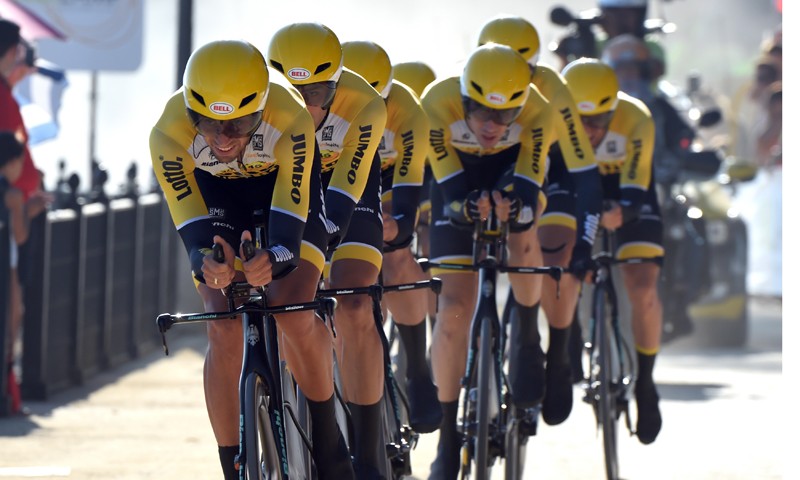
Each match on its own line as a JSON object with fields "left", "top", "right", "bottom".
{"left": 511, "top": 97, "right": 556, "bottom": 228}
{"left": 268, "top": 109, "right": 316, "bottom": 279}
{"left": 620, "top": 107, "right": 656, "bottom": 223}
{"left": 325, "top": 95, "right": 387, "bottom": 240}
{"left": 150, "top": 125, "right": 212, "bottom": 282}
{"left": 545, "top": 77, "right": 603, "bottom": 253}
{"left": 387, "top": 96, "right": 429, "bottom": 246}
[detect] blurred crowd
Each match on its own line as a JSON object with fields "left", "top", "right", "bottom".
{"left": 734, "top": 25, "right": 782, "bottom": 170}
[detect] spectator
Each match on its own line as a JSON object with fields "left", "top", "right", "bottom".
{"left": 0, "top": 19, "right": 40, "bottom": 201}
{"left": 755, "top": 82, "right": 781, "bottom": 169}
{"left": 0, "top": 130, "right": 46, "bottom": 415}
{"left": 0, "top": 19, "right": 50, "bottom": 415}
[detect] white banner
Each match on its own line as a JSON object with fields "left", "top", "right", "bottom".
{"left": 19, "top": 0, "right": 143, "bottom": 71}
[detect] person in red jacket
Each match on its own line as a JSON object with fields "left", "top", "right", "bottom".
{"left": 0, "top": 19, "right": 50, "bottom": 415}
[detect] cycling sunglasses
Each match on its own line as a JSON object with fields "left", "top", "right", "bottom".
{"left": 295, "top": 81, "right": 337, "bottom": 108}
{"left": 580, "top": 111, "right": 615, "bottom": 130}
{"left": 188, "top": 109, "right": 263, "bottom": 138}
{"left": 462, "top": 97, "right": 523, "bottom": 126}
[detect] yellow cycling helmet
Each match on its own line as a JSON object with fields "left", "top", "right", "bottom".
{"left": 477, "top": 15, "right": 541, "bottom": 67}
{"left": 183, "top": 40, "right": 268, "bottom": 120}
{"left": 267, "top": 22, "right": 343, "bottom": 86}
{"left": 461, "top": 43, "right": 530, "bottom": 109}
{"left": 562, "top": 58, "right": 620, "bottom": 115}
{"left": 342, "top": 40, "right": 393, "bottom": 98}
{"left": 392, "top": 61, "right": 435, "bottom": 97}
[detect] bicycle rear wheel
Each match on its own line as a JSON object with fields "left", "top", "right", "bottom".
{"left": 244, "top": 372, "right": 285, "bottom": 480}
{"left": 503, "top": 415, "right": 527, "bottom": 480}
{"left": 593, "top": 287, "right": 619, "bottom": 480}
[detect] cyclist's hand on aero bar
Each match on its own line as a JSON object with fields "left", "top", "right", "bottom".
{"left": 600, "top": 200, "right": 623, "bottom": 231}
{"left": 202, "top": 235, "right": 236, "bottom": 289}
{"left": 240, "top": 230, "right": 273, "bottom": 287}
{"left": 464, "top": 190, "right": 492, "bottom": 222}
{"left": 491, "top": 190, "right": 522, "bottom": 223}
{"left": 382, "top": 211, "right": 399, "bottom": 243}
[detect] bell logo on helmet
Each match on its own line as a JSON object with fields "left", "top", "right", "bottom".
{"left": 288, "top": 68, "right": 311, "bottom": 80}
{"left": 577, "top": 101, "right": 596, "bottom": 113}
{"left": 486, "top": 93, "right": 507, "bottom": 105}
{"left": 209, "top": 102, "right": 234, "bottom": 115}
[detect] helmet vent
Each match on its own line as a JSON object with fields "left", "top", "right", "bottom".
{"left": 510, "top": 91, "right": 524, "bottom": 101}
{"left": 191, "top": 90, "right": 206, "bottom": 106}
{"left": 270, "top": 60, "right": 285, "bottom": 73}
{"left": 314, "top": 62, "right": 332, "bottom": 75}
{"left": 518, "top": 47, "right": 530, "bottom": 55}
{"left": 470, "top": 81, "right": 483, "bottom": 96}
{"left": 239, "top": 93, "right": 257, "bottom": 108}
{"left": 599, "top": 97, "right": 612, "bottom": 106}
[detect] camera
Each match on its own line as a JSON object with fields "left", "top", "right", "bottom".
{"left": 21, "top": 39, "right": 36, "bottom": 67}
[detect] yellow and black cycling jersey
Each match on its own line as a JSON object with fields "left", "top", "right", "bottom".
{"left": 150, "top": 72, "right": 316, "bottom": 280}
{"left": 316, "top": 68, "right": 387, "bottom": 242}
{"left": 421, "top": 75, "right": 557, "bottom": 224}
{"left": 378, "top": 79, "right": 429, "bottom": 247}
{"left": 533, "top": 62, "right": 603, "bottom": 253}
{"left": 595, "top": 91, "right": 655, "bottom": 217}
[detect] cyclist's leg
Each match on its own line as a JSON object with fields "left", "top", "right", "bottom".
{"left": 616, "top": 189, "right": 664, "bottom": 445}
{"left": 504, "top": 196, "right": 548, "bottom": 409}
{"left": 271, "top": 250, "right": 355, "bottom": 479}
{"left": 537, "top": 174, "right": 583, "bottom": 425}
{"left": 198, "top": 283, "right": 243, "bottom": 479}
{"left": 328, "top": 185, "right": 386, "bottom": 476}
{"left": 427, "top": 185, "right": 478, "bottom": 480}
{"left": 382, "top": 197, "right": 441, "bottom": 434}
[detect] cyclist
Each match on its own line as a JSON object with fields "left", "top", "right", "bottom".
{"left": 150, "top": 40, "right": 354, "bottom": 479}
{"left": 267, "top": 23, "right": 388, "bottom": 478}
{"left": 391, "top": 60, "right": 439, "bottom": 325}
{"left": 602, "top": 34, "right": 696, "bottom": 341}
{"left": 341, "top": 40, "right": 442, "bottom": 434}
{"left": 477, "top": 15, "right": 603, "bottom": 426}
{"left": 562, "top": 58, "right": 663, "bottom": 445}
{"left": 392, "top": 61, "right": 436, "bottom": 99}
{"left": 421, "top": 43, "right": 557, "bottom": 479}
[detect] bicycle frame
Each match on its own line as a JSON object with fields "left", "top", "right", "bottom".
{"left": 582, "top": 228, "right": 656, "bottom": 480}
{"left": 420, "top": 217, "right": 562, "bottom": 480}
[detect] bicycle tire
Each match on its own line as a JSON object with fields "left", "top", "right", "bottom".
{"left": 593, "top": 286, "right": 619, "bottom": 480}
{"left": 244, "top": 372, "right": 285, "bottom": 480}
{"left": 471, "top": 317, "right": 494, "bottom": 480}
{"left": 503, "top": 415, "right": 527, "bottom": 480}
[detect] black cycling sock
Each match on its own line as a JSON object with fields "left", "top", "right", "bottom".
{"left": 348, "top": 401, "right": 384, "bottom": 475}
{"left": 513, "top": 302, "right": 541, "bottom": 347}
{"left": 636, "top": 350, "right": 657, "bottom": 387}
{"left": 396, "top": 321, "right": 429, "bottom": 380}
{"left": 546, "top": 324, "right": 571, "bottom": 366}
{"left": 218, "top": 445, "right": 239, "bottom": 480}
{"left": 308, "top": 394, "right": 355, "bottom": 480}
{"left": 430, "top": 401, "right": 461, "bottom": 480}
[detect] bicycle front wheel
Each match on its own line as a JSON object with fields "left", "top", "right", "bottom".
{"left": 467, "top": 317, "right": 494, "bottom": 480}
{"left": 593, "top": 286, "right": 619, "bottom": 480}
{"left": 244, "top": 372, "right": 285, "bottom": 480}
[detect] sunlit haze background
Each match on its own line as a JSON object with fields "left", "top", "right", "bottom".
{"left": 21, "top": 0, "right": 784, "bottom": 194}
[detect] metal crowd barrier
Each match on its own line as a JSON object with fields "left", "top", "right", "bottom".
{"left": 6, "top": 193, "right": 183, "bottom": 405}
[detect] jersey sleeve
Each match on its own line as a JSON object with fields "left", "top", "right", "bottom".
{"left": 512, "top": 90, "right": 556, "bottom": 223}
{"left": 324, "top": 94, "right": 387, "bottom": 239}
{"left": 423, "top": 81, "right": 471, "bottom": 222}
{"left": 149, "top": 106, "right": 211, "bottom": 281}
{"left": 267, "top": 108, "right": 316, "bottom": 279}
{"left": 620, "top": 103, "right": 655, "bottom": 217}
{"left": 387, "top": 89, "right": 429, "bottom": 246}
